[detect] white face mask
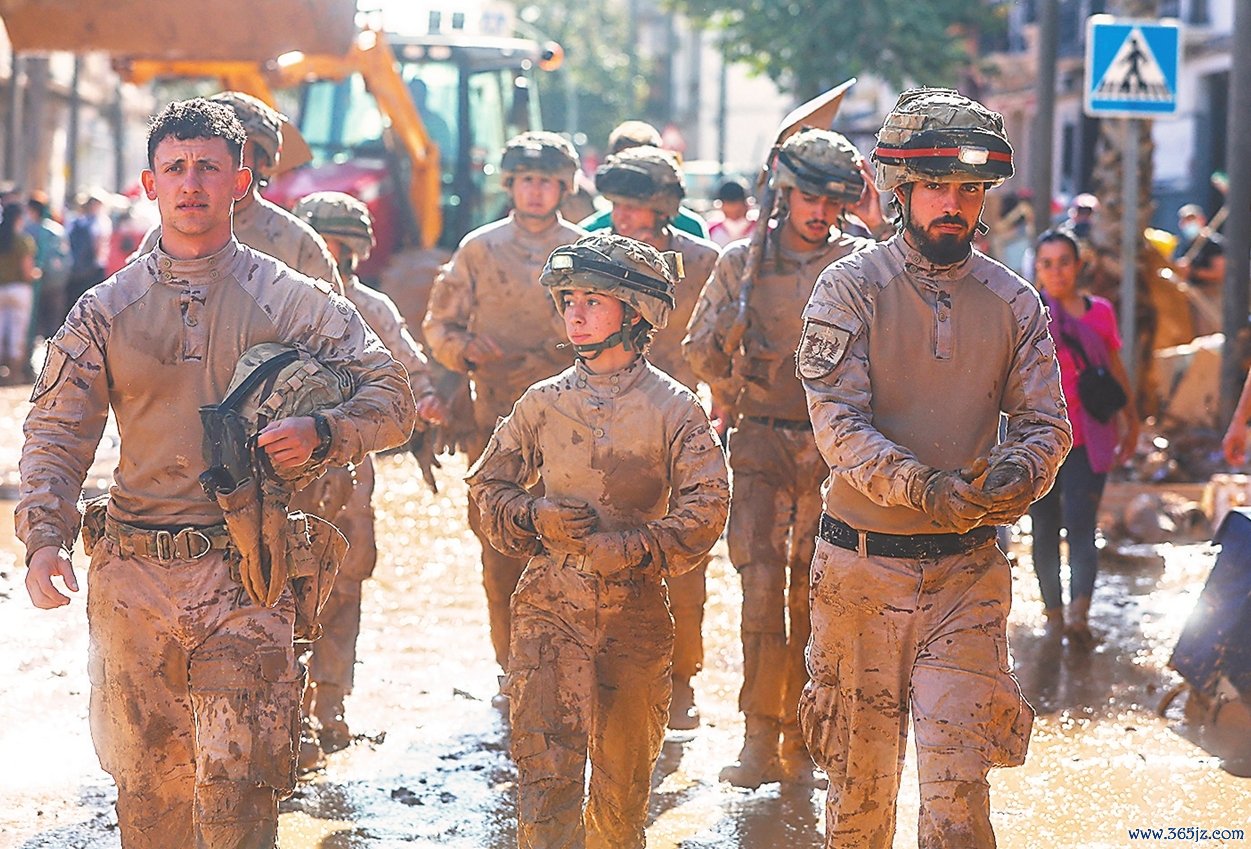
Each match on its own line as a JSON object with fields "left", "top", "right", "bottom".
{"left": 1181, "top": 221, "right": 1202, "bottom": 240}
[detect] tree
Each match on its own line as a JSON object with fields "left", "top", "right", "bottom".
{"left": 665, "top": 0, "right": 1003, "bottom": 99}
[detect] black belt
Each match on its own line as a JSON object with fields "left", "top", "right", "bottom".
{"left": 819, "top": 513, "right": 996, "bottom": 559}
{"left": 741, "top": 415, "right": 812, "bottom": 431}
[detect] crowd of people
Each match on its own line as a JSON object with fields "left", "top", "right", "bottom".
{"left": 11, "top": 79, "right": 1219, "bottom": 849}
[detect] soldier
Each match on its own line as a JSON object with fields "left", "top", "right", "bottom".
{"left": 18, "top": 99, "right": 414, "bottom": 848}
{"left": 595, "top": 144, "right": 720, "bottom": 729}
{"left": 137, "top": 90, "right": 340, "bottom": 291}
{"left": 797, "top": 88, "right": 1071, "bottom": 847}
{"left": 467, "top": 233, "right": 729, "bottom": 848}
{"left": 683, "top": 128, "right": 886, "bottom": 787}
{"left": 422, "top": 131, "right": 585, "bottom": 686}
{"left": 292, "top": 191, "right": 446, "bottom": 754}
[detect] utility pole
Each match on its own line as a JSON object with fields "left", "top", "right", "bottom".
{"left": 67, "top": 56, "right": 81, "bottom": 204}
{"left": 4, "top": 54, "right": 22, "bottom": 184}
{"left": 1221, "top": 0, "right": 1251, "bottom": 422}
{"left": 716, "top": 39, "right": 727, "bottom": 180}
{"left": 1031, "top": 0, "right": 1059, "bottom": 233}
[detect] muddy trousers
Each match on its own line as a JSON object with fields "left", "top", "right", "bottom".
{"left": 86, "top": 539, "right": 301, "bottom": 849}
{"left": 666, "top": 557, "right": 707, "bottom": 680}
{"left": 468, "top": 490, "right": 529, "bottom": 671}
{"left": 799, "top": 538, "right": 1033, "bottom": 849}
{"left": 506, "top": 561, "right": 674, "bottom": 849}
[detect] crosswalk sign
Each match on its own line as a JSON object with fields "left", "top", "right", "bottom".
{"left": 1085, "top": 15, "right": 1181, "bottom": 118}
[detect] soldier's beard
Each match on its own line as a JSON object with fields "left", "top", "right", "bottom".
{"left": 906, "top": 214, "right": 973, "bottom": 265}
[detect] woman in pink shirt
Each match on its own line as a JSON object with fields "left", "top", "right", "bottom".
{"left": 1029, "top": 229, "right": 1138, "bottom": 648}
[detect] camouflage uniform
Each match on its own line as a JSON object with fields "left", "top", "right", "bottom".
{"left": 423, "top": 181, "right": 584, "bottom": 672}
{"left": 16, "top": 239, "right": 414, "bottom": 848}
{"left": 467, "top": 235, "right": 728, "bottom": 848}
{"left": 797, "top": 89, "right": 1071, "bottom": 847}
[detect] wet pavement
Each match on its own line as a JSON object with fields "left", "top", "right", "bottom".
{"left": 0, "top": 382, "right": 1249, "bottom": 848}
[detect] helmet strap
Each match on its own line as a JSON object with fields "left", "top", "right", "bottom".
{"left": 570, "top": 307, "right": 638, "bottom": 360}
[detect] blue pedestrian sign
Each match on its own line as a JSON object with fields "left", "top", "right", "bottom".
{"left": 1084, "top": 16, "right": 1181, "bottom": 119}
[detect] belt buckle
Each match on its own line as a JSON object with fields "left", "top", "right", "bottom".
{"left": 154, "top": 529, "right": 174, "bottom": 560}
{"left": 178, "top": 528, "right": 213, "bottom": 560}
{"left": 857, "top": 530, "right": 868, "bottom": 558}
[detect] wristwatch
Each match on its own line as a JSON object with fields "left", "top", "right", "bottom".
{"left": 311, "top": 412, "right": 333, "bottom": 461}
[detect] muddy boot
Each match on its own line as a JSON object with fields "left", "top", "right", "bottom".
{"left": 668, "top": 675, "right": 700, "bottom": 730}
{"left": 780, "top": 722, "right": 827, "bottom": 789}
{"left": 1065, "top": 596, "right": 1095, "bottom": 651}
{"left": 719, "top": 715, "right": 782, "bottom": 788}
{"left": 1042, "top": 607, "right": 1065, "bottom": 642}
{"left": 297, "top": 715, "right": 325, "bottom": 775}
{"left": 313, "top": 684, "right": 351, "bottom": 754}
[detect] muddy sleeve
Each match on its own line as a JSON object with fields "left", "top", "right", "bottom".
{"left": 801, "top": 268, "right": 934, "bottom": 510}
{"left": 296, "top": 292, "right": 417, "bottom": 467}
{"left": 421, "top": 243, "right": 476, "bottom": 373}
{"left": 16, "top": 303, "right": 111, "bottom": 560}
{"left": 363, "top": 291, "right": 437, "bottom": 400}
{"left": 644, "top": 402, "right": 730, "bottom": 577}
{"left": 464, "top": 394, "right": 544, "bottom": 558}
{"left": 295, "top": 233, "right": 344, "bottom": 295}
{"left": 682, "top": 247, "right": 742, "bottom": 384}
{"left": 987, "top": 292, "right": 1073, "bottom": 500}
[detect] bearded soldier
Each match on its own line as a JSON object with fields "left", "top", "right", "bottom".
{"left": 17, "top": 98, "right": 415, "bottom": 848}
{"left": 797, "top": 88, "right": 1071, "bottom": 847}
{"left": 422, "top": 131, "right": 585, "bottom": 686}
{"left": 592, "top": 144, "right": 720, "bottom": 729}
{"left": 684, "top": 128, "right": 886, "bottom": 787}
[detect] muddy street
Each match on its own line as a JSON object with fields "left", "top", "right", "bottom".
{"left": 0, "top": 382, "right": 1249, "bottom": 848}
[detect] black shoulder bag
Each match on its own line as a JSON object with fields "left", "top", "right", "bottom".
{"left": 1058, "top": 313, "right": 1127, "bottom": 424}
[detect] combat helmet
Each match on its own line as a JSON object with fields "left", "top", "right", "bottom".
{"left": 540, "top": 233, "right": 683, "bottom": 357}
{"left": 872, "top": 87, "right": 1013, "bottom": 193}
{"left": 595, "top": 146, "right": 685, "bottom": 220}
{"left": 294, "top": 191, "right": 375, "bottom": 262}
{"left": 210, "top": 91, "right": 284, "bottom": 172}
{"left": 501, "top": 131, "right": 580, "bottom": 191}
{"left": 772, "top": 129, "right": 865, "bottom": 204}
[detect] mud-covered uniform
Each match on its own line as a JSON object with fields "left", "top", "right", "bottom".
{"left": 798, "top": 235, "right": 1070, "bottom": 847}
{"left": 423, "top": 213, "right": 584, "bottom": 668}
{"left": 683, "top": 230, "right": 869, "bottom": 765}
{"left": 468, "top": 356, "right": 728, "bottom": 848}
{"left": 16, "top": 240, "right": 414, "bottom": 849}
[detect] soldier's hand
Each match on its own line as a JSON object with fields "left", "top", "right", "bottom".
{"left": 531, "top": 497, "right": 599, "bottom": 547}
{"left": 415, "top": 393, "right": 447, "bottom": 426}
{"left": 921, "top": 469, "right": 995, "bottom": 534}
{"left": 464, "top": 334, "right": 504, "bottom": 366}
{"left": 577, "top": 530, "right": 651, "bottom": 578}
{"left": 980, "top": 462, "right": 1034, "bottom": 526}
{"left": 849, "top": 158, "right": 886, "bottom": 235}
{"left": 26, "top": 546, "right": 78, "bottom": 609}
{"left": 257, "top": 416, "right": 319, "bottom": 471}
{"left": 1224, "top": 417, "right": 1249, "bottom": 466}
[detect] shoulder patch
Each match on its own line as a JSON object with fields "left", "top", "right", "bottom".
{"left": 796, "top": 319, "right": 852, "bottom": 381}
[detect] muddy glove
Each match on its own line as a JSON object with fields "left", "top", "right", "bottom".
{"left": 918, "top": 466, "right": 995, "bottom": 534}
{"left": 980, "top": 462, "right": 1035, "bottom": 526}
{"left": 407, "top": 426, "right": 442, "bottom": 494}
{"left": 573, "top": 529, "right": 652, "bottom": 578}
{"left": 531, "top": 496, "right": 599, "bottom": 550}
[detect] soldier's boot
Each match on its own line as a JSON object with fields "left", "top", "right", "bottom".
{"left": 668, "top": 675, "right": 700, "bottom": 730}
{"left": 1065, "top": 595, "right": 1095, "bottom": 650}
{"left": 1042, "top": 607, "right": 1065, "bottom": 642}
{"left": 297, "top": 686, "right": 325, "bottom": 775}
{"left": 718, "top": 715, "right": 782, "bottom": 788}
{"left": 780, "top": 722, "right": 827, "bottom": 789}
{"left": 313, "top": 683, "right": 351, "bottom": 754}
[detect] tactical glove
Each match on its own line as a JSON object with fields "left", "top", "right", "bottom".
{"left": 980, "top": 462, "right": 1035, "bottom": 526}
{"left": 531, "top": 496, "right": 599, "bottom": 549}
{"left": 407, "top": 426, "right": 442, "bottom": 494}
{"left": 920, "top": 468, "right": 996, "bottom": 534}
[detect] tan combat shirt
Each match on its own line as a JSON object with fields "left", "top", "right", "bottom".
{"left": 138, "top": 195, "right": 341, "bottom": 292}
{"left": 799, "top": 234, "right": 1072, "bottom": 535}
{"left": 646, "top": 228, "right": 719, "bottom": 392}
{"left": 466, "top": 357, "right": 730, "bottom": 578}
{"left": 345, "top": 275, "right": 436, "bottom": 401}
{"left": 684, "top": 231, "right": 871, "bottom": 421}
{"left": 422, "top": 214, "right": 584, "bottom": 429}
{"left": 17, "top": 239, "right": 416, "bottom": 557}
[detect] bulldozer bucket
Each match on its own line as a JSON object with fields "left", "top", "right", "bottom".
{"left": 0, "top": 0, "right": 357, "bottom": 62}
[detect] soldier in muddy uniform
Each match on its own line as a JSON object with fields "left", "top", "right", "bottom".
{"left": 292, "top": 191, "right": 446, "bottom": 755}
{"left": 467, "top": 233, "right": 729, "bottom": 848}
{"left": 797, "top": 88, "right": 1071, "bottom": 847}
{"left": 595, "top": 144, "right": 721, "bottom": 729}
{"left": 137, "top": 90, "right": 341, "bottom": 292}
{"left": 17, "top": 99, "right": 415, "bottom": 848}
{"left": 683, "top": 129, "right": 885, "bottom": 787}
{"left": 423, "top": 131, "right": 585, "bottom": 685}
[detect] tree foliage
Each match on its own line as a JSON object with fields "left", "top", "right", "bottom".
{"left": 666, "top": 0, "right": 1003, "bottom": 99}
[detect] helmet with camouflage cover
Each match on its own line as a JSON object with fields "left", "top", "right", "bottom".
{"left": 772, "top": 128, "right": 865, "bottom": 204}
{"left": 501, "top": 131, "right": 580, "bottom": 191}
{"left": 595, "top": 145, "right": 685, "bottom": 220}
{"left": 293, "top": 191, "right": 375, "bottom": 262}
{"left": 210, "top": 91, "right": 284, "bottom": 172}
{"left": 540, "top": 233, "right": 683, "bottom": 356}
{"left": 872, "top": 87, "right": 1013, "bottom": 193}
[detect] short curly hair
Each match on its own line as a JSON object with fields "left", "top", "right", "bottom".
{"left": 147, "top": 98, "right": 247, "bottom": 168}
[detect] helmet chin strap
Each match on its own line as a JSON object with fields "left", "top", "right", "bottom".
{"left": 570, "top": 310, "right": 638, "bottom": 360}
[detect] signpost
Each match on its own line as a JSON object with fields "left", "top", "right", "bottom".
{"left": 1084, "top": 15, "right": 1181, "bottom": 390}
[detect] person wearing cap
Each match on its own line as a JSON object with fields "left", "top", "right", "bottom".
{"left": 467, "top": 233, "right": 728, "bottom": 848}
{"left": 707, "top": 179, "right": 756, "bottom": 247}
{"left": 578, "top": 120, "right": 710, "bottom": 239}
{"left": 595, "top": 144, "right": 721, "bottom": 729}
{"left": 136, "top": 90, "right": 341, "bottom": 292}
{"left": 684, "top": 127, "right": 886, "bottom": 789}
{"left": 1173, "top": 202, "right": 1226, "bottom": 289}
{"left": 291, "top": 191, "right": 446, "bottom": 760}
{"left": 423, "top": 131, "right": 585, "bottom": 691}
{"left": 797, "top": 87, "right": 1071, "bottom": 846}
